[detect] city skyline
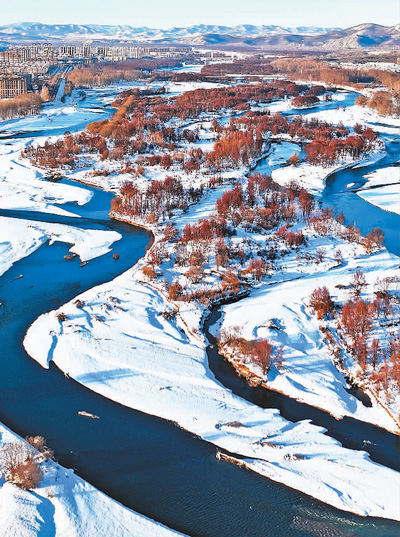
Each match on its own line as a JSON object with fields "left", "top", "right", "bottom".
{"left": 2, "top": 0, "right": 398, "bottom": 29}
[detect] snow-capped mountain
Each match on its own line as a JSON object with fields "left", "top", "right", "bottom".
{"left": 0, "top": 22, "right": 341, "bottom": 45}
{"left": 321, "top": 23, "right": 400, "bottom": 49}
{"left": 0, "top": 22, "right": 398, "bottom": 50}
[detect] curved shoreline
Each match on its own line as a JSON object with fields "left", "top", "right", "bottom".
{"left": 3, "top": 84, "right": 400, "bottom": 532}
{"left": 356, "top": 189, "right": 400, "bottom": 216}
{"left": 107, "top": 146, "right": 400, "bottom": 436}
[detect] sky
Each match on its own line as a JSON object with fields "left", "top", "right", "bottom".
{"left": 1, "top": 0, "right": 398, "bottom": 29}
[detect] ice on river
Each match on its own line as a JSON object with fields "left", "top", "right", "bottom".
{"left": 0, "top": 216, "right": 121, "bottom": 277}
{"left": 356, "top": 167, "right": 400, "bottom": 215}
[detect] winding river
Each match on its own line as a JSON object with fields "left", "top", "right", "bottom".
{"left": 0, "top": 88, "right": 399, "bottom": 537}
{"left": 323, "top": 135, "right": 400, "bottom": 256}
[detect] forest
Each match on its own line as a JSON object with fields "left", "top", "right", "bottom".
{"left": 202, "top": 57, "right": 400, "bottom": 116}
{"left": 0, "top": 93, "right": 42, "bottom": 120}
{"left": 24, "top": 79, "right": 377, "bottom": 176}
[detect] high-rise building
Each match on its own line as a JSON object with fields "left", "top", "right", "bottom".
{"left": 58, "top": 46, "right": 78, "bottom": 58}
{"left": 0, "top": 76, "right": 28, "bottom": 99}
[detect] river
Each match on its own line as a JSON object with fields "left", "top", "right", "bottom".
{"left": 0, "top": 85, "right": 399, "bottom": 537}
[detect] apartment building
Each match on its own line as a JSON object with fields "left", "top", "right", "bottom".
{"left": 0, "top": 75, "right": 28, "bottom": 99}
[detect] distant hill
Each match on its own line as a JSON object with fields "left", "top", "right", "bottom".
{"left": 0, "top": 22, "right": 398, "bottom": 50}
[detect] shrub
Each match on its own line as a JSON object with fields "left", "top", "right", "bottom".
{"left": 0, "top": 442, "right": 42, "bottom": 490}
{"left": 9, "top": 461, "right": 42, "bottom": 490}
{"left": 340, "top": 299, "right": 372, "bottom": 342}
{"left": 219, "top": 326, "right": 243, "bottom": 346}
{"left": 251, "top": 339, "right": 284, "bottom": 375}
{"left": 350, "top": 269, "right": 367, "bottom": 297}
{"left": 142, "top": 266, "right": 157, "bottom": 280}
{"left": 309, "top": 286, "right": 334, "bottom": 319}
{"left": 168, "top": 281, "right": 183, "bottom": 301}
{"left": 26, "top": 436, "right": 54, "bottom": 461}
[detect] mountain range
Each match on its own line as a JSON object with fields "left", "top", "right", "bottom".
{"left": 0, "top": 22, "right": 399, "bottom": 50}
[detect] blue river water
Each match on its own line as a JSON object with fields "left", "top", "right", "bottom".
{"left": 0, "top": 87, "right": 399, "bottom": 536}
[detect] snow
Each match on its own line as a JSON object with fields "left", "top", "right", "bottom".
{"left": 266, "top": 141, "right": 300, "bottom": 166}
{"left": 0, "top": 101, "right": 106, "bottom": 137}
{"left": 0, "top": 82, "right": 129, "bottom": 217}
{"left": 216, "top": 245, "right": 400, "bottom": 431}
{"left": 296, "top": 102, "right": 400, "bottom": 135}
{"left": 271, "top": 150, "right": 386, "bottom": 195}
{"left": 0, "top": 216, "right": 121, "bottom": 277}
{"left": 24, "top": 249, "right": 400, "bottom": 520}
{"left": 166, "top": 81, "right": 227, "bottom": 96}
{"left": 272, "top": 161, "right": 346, "bottom": 194}
{"left": 0, "top": 140, "right": 94, "bottom": 217}
{"left": 0, "top": 424, "right": 186, "bottom": 537}
{"left": 356, "top": 167, "right": 400, "bottom": 214}
{"left": 358, "top": 184, "right": 400, "bottom": 214}
{"left": 259, "top": 91, "right": 347, "bottom": 115}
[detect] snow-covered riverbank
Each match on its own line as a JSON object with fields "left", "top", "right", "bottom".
{"left": 0, "top": 423, "right": 186, "bottom": 537}
{"left": 271, "top": 150, "right": 386, "bottom": 195}
{"left": 355, "top": 167, "right": 400, "bottom": 215}
{"left": 214, "top": 245, "right": 400, "bottom": 430}
{"left": 0, "top": 215, "right": 121, "bottom": 277}
{"left": 3, "top": 75, "right": 400, "bottom": 529}
{"left": 0, "top": 140, "right": 94, "bottom": 217}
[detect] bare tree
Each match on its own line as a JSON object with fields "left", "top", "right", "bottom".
{"left": 350, "top": 270, "right": 367, "bottom": 297}
{"left": 0, "top": 442, "right": 34, "bottom": 477}
{"left": 0, "top": 441, "right": 43, "bottom": 490}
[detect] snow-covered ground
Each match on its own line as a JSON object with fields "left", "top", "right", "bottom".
{"left": 266, "top": 141, "right": 300, "bottom": 166}
{"left": 261, "top": 91, "right": 351, "bottom": 115}
{"left": 356, "top": 167, "right": 400, "bottom": 215}
{"left": 215, "top": 245, "right": 400, "bottom": 430}
{"left": 23, "top": 263, "right": 400, "bottom": 521}
{"left": 166, "top": 80, "right": 227, "bottom": 97}
{"left": 0, "top": 140, "right": 94, "bottom": 217}
{"left": 3, "top": 74, "right": 400, "bottom": 528}
{"left": 0, "top": 216, "right": 121, "bottom": 277}
{"left": 0, "top": 423, "right": 186, "bottom": 537}
{"left": 0, "top": 90, "right": 111, "bottom": 136}
{"left": 297, "top": 101, "right": 400, "bottom": 136}
{"left": 0, "top": 83, "right": 122, "bottom": 217}
{"left": 271, "top": 149, "right": 386, "bottom": 195}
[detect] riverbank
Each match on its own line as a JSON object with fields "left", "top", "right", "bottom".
{"left": 354, "top": 166, "right": 400, "bottom": 215}
{"left": 23, "top": 143, "right": 400, "bottom": 520}
{"left": 270, "top": 149, "right": 387, "bottom": 195}
{"left": 0, "top": 214, "right": 121, "bottom": 277}
{"left": 212, "top": 245, "right": 400, "bottom": 432}
{"left": 3, "top": 75, "right": 400, "bottom": 529}
{"left": 0, "top": 422, "right": 186, "bottom": 537}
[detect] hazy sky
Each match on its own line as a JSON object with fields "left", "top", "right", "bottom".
{"left": 2, "top": 0, "right": 398, "bottom": 28}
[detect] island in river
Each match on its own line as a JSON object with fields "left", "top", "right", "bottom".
{"left": 1, "top": 63, "right": 399, "bottom": 537}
